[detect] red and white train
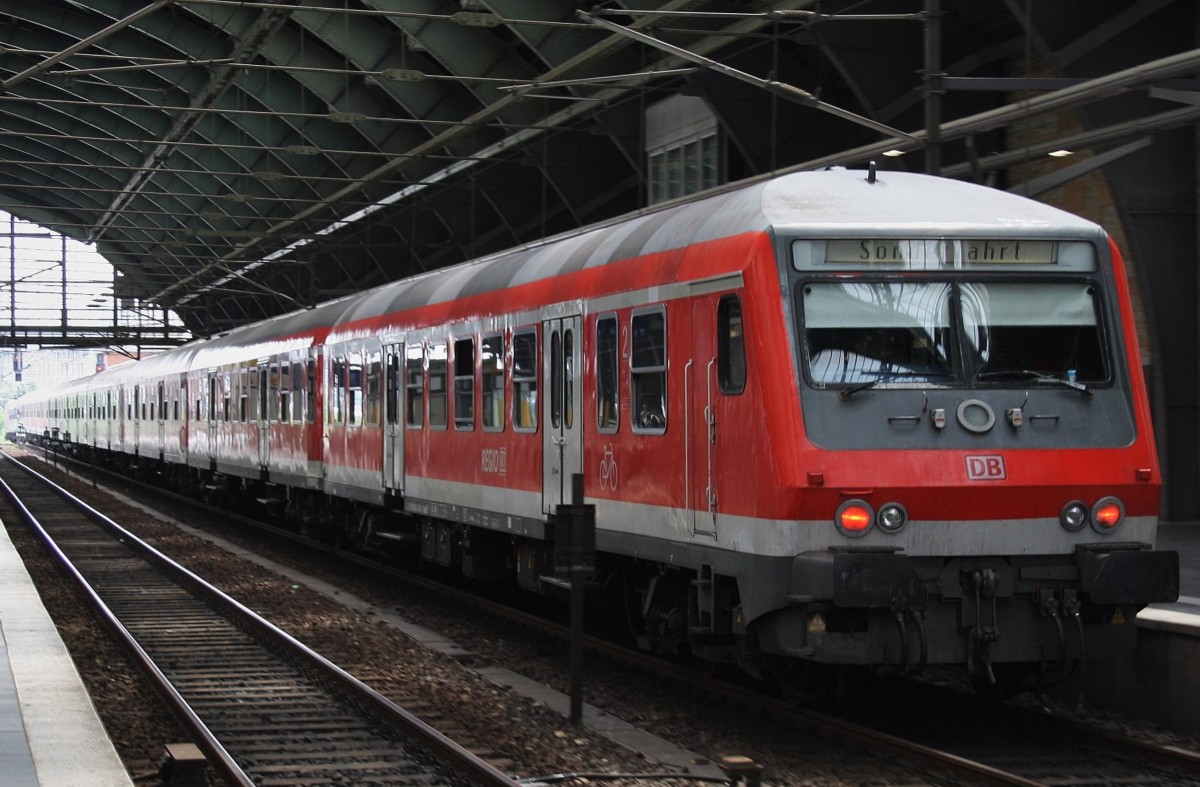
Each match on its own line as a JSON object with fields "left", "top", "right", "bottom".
{"left": 16, "top": 168, "right": 1178, "bottom": 689}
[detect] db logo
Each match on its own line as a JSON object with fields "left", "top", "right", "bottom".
{"left": 966, "top": 455, "right": 1006, "bottom": 481}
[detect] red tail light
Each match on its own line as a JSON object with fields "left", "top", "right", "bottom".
{"left": 836, "top": 500, "right": 873, "bottom": 537}
{"left": 1090, "top": 497, "right": 1125, "bottom": 532}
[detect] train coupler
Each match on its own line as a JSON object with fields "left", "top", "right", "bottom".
{"left": 965, "top": 568, "right": 1001, "bottom": 685}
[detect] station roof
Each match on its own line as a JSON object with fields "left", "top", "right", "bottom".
{"left": 0, "top": 1, "right": 1194, "bottom": 339}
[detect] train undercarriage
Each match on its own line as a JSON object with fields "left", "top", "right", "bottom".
{"left": 37, "top": 439, "right": 1179, "bottom": 700}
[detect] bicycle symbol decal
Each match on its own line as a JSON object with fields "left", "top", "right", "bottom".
{"left": 599, "top": 443, "right": 618, "bottom": 491}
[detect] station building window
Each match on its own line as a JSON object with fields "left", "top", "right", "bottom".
{"left": 646, "top": 95, "right": 721, "bottom": 205}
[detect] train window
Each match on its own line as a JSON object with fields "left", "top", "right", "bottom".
{"left": 961, "top": 282, "right": 1106, "bottom": 383}
{"left": 482, "top": 334, "right": 504, "bottom": 431}
{"left": 802, "top": 281, "right": 1106, "bottom": 389}
{"left": 331, "top": 357, "right": 346, "bottom": 424}
{"left": 550, "top": 329, "right": 562, "bottom": 430}
{"left": 631, "top": 308, "right": 667, "bottom": 433}
{"left": 564, "top": 328, "right": 574, "bottom": 430}
{"left": 159, "top": 382, "right": 167, "bottom": 422}
{"left": 240, "top": 370, "right": 250, "bottom": 422}
{"left": 429, "top": 343, "right": 448, "bottom": 429}
{"left": 804, "top": 282, "right": 954, "bottom": 387}
{"left": 305, "top": 360, "right": 316, "bottom": 424}
{"left": 365, "top": 350, "right": 381, "bottom": 426}
{"left": 279, "top": 363, "right": 291, "bottom": 423}
{"left": 258, "top": 368, "right": 268, "bottom": 422}
{"left": 596, "top": 316, "right": 618, "bottom": 433}
{"left": 512, "top": 329, "right": 538, "bottom": 432}
{"left": 348, "top": 354, "right": 363, "bottom": 425}
{"left": 454, "top": 337, "right": 474, "bottom": 430}
{"left": 718, "top": 295, "right": 746, "bottom": 394}
{"left": 385, "top": 351, "right": 400, "bottom": 426}
{"left": 406, "top": 346, "right": 424, "bottom": 427}
{"left": 176, "top": 382, "right": 183, "bottom": 421}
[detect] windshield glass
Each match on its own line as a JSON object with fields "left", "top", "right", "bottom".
{"left": 803, "top": 281, "right": 1106, "bottom": 388}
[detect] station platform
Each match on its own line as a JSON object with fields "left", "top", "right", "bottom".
{"left": 1154, "top": 521, "right": 1200, "bottom": 610}
{"left": 0, "top": 516, "right": 132, "bottom": 787}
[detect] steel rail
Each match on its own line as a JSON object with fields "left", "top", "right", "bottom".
{"left": 0, "top": 451, "right": 523, "bottom": 787}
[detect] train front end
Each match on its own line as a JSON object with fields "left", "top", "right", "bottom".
{"left": 762, "top": 171, "right": 1177, "bottom": 683}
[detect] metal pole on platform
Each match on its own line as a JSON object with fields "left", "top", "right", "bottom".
{"left": 569, "top": 473, "right": 586, "bottom": 727}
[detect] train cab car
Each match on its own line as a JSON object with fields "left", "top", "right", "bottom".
{"left": 741, "top": 169, "right": 1177, "bottom": 686}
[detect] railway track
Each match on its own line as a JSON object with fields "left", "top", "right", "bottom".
{"left": 15, "top": 446, "right": 1200, "bottom": 786}
{"left": 0, "top": 452, "right": 521, "bottom": 787}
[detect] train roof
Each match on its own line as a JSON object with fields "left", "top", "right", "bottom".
{"left": 23, "top": 169, "right": 1109, "bottom": 400}
{"left": 760, "top": 169, "right": 1103, "bottom": 236}
{"left": 326, "top": 168, "right": 1104, "bottom": 334}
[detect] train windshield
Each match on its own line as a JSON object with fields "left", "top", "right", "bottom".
{"left": 802, "top": 281, "right": 1106, "bottom": 388}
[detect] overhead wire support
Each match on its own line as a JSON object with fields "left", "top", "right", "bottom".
{"left": 0, "top": 0, "right": 174, "bottom": 93}
{"left": 577, "top": 11, "right": 918, "bottom": 142}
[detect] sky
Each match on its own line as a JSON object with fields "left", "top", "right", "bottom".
{"left": 0, "top": 210, "right": 187, "bottom": 333}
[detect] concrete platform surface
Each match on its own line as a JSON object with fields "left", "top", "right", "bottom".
{"left": 0, "top": 517, "right": 132, "bottom": 786}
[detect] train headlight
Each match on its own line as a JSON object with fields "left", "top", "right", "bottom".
{"left": 1091, "top": 497, "right": 1125, "bottom": 533}
{"left": 1059, "top": 501, "right": 1089, "bottom": 532}
{"left": 835, "top": 500, "right": 873, "bottom": 537}
{"left": 876, "top": 503, "right": 908, "bottom": 534}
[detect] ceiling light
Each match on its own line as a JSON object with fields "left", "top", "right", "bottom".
{"left": 1048, "top": 149, "right": 1074, "bottom": 157}
{"left": 882, "top": 149, "right": 905, "bottom": 157}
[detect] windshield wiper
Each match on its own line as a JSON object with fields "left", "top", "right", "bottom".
{"left": 975, "top": 369, "right": 1092, "bottom": 396}
{"left": 837, "top": 371, "right": 952, "bottom": 401}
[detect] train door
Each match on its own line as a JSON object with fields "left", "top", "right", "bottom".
{"left": 207, "top": 372, "right": 218, "bottom": 461}
{"left": 178, "top": 377, "right": 188, "bottom": 462}
{"left": 257, "top": 364, "right": 270, "bottom": 469}
{"left": 117, "top": 388, "right": 125, "bottom": 448}
{"left": 157, "top": 381, "right": 166, "bottom": 453}
{"left": 103, "top": 391, "right": 112, "bottom": 449}
{"left": 688, "top": 298, "right": 718, "bottom": 537}
{"left": 382, "top": 342, "right": 405, "bottom": 493}
{"left": 132, "top": 385, "right": 141, "bottom": 449}
{"left": 687, "top": 292, "right": 746, "bottom": 539}
{"left": 542, "top": 316, "right": 583, "bottom": 513}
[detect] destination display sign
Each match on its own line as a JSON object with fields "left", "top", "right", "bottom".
{"left": 825, "top": 239, "right": 1057, "bottom": 266}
